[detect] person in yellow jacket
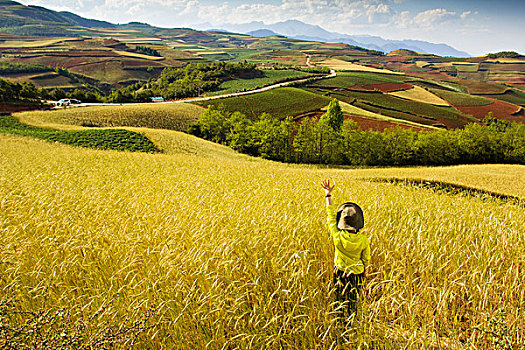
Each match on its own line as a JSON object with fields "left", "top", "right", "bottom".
{"left": 321, "top": 179, "right": 370, "bottom": 321}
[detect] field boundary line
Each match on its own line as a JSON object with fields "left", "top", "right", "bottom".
{"left": 364, "top": 177, "right": 524, "bottom": 206}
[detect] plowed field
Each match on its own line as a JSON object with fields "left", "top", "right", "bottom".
{"left": 345, "top": 115, "right": 426, "bottom": 132}
{"left": 456, "top": 99, "right": 525, "bottom": 122}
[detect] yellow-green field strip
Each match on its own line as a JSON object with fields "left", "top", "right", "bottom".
{"left": 337, "top": 101, "right": 441, "bottom": 130}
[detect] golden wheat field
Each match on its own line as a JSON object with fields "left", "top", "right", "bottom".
{"left": 15, "top": 103, "right": 204, "bottom": 132}
{"left": 1, "top": 127, "right": 524, "bottom": 349}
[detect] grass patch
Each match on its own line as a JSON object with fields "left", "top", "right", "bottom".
{"left": 196, "top": 87, "right": 331, "bottom": 118}
{"left": 0, "top": 115, "right": 159, "bottom": 153}
{"left": 15, "top": 103, "right": 204, "bottom": 132}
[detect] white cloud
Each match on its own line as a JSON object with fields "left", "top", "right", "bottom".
{"left": 413, "top": 8, "right": 458, "bottom": 27}
{"left": 460, "top": 11, "right": 472, "bottom": 20}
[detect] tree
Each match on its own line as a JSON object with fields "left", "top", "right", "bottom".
{"left": 227, "top": 111, "right": 257, "bottom": 155}
{"left": 320, "top": 99, "right": 343, "bottom": 131}
{"left": 415, "top": 130, "right": 460, "bottom": 165}
{"left": 252, "top": 114, "right": 295, "bottom": 161}
{"left": 196, "top": 105, "right": 231, "bottom": 144}
{"left": 50, "top": 88, "right": 67, "bottom": 101}
{"left": 293, "top": 118, "right": 320, "bottom": 163}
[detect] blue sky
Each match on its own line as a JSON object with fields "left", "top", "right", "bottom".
{"left": 17, "top": 0, "right": 525, "bottom": 56}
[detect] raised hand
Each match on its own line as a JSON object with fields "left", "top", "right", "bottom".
{"left": 321, "top": 179, "right": 335, "bottom": 196}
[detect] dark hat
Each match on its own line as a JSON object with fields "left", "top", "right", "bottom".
{"left": 336, "top": 202, "right": 364, "bottom": 231}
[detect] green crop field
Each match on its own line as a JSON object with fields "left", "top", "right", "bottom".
{"left": 207, "top": 70, "right": 313, "bottom": 96}
{"left": 196, "top": 87, "right": 331, "bottom": 118}
{"left": 335, "top": 90, "right": 476, "bottom": 122}
{"left": 337, "top": 101, "right": 438, "bottom": 130}
{"left": 314, "top": 90, "right": 438, "bottom": 127}
{"left": 1, "top": 129, "right": 524, "bottom": 349}
{"left": 480, "top": 89, "right": 525, "bottom": 106}
{"left": 309, "top": 72, "right": 408, "bottom": 88}
{"left": 427, "top": 88, "right": 494, "bottom": 106}
{"left": 308, "top": 88, "right": 478, "bottom": 128}
{"left": 15, "top": 103, "right": 205, "bottom": 132}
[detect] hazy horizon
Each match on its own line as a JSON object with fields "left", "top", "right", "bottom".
{"left": 16, "top": 0, "right": 525, "bottom": 56}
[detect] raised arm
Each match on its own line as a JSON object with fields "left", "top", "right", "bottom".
{"left": 322, "top": 179, "right": 339, "bottom": 237}
{"left": 321, "top": 179, "right": 334, "bottom": 206}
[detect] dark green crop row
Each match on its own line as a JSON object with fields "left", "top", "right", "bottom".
{"left": 0, "top": 115, "right": 160, "bottom": 153}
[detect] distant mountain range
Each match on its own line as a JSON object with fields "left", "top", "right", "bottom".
{"left": 0, "top": 0, "right": 469, "bottom": 57}
{"left": 207, "top": 20, "right": 471, "bottom": 57}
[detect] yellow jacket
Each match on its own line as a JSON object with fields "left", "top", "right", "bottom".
{"left": 327, "top": 205, "right": 370, "bottom": 274}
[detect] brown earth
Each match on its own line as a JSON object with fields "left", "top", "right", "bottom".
{"left": 344, "top": 115, "right": 427, "bottom": 132}
{"left": 0, "top": 103, "right": 47, "bottom": 113}
{"left": 455, "top": 99, "right": 525, "bottom": 123}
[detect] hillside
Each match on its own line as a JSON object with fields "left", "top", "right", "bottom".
{"left": 0, "top": 1, "right": 524, "bottom": 130}
{"left": 1, "top": 128, "right": 524, "bottom": 348}
{"left": 0, "top": 0, "right": 114, "bottom": 28}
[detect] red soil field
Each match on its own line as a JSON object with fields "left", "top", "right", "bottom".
{"left": 455, "top": 99, "right": 525, "bottom": 123}
{"left": 344, "top": 115, "right": 426, "bottom": 132}
{"left": 0, "top": 103, "right": 47, "bottom": 113}
{"left": 348, "top": 82, "right": 412, "bottom": 92}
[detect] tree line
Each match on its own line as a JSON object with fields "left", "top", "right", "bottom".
{"left": 0, "top": 78, "right": 42, "bottom": 103}
{"left": 106, "top": 61, "right": 261, "bottom": 103}
{"left": 0, "top": 62, "right": 53, "bottom": 74}
{"left": 134, "top": 46, "right": 160, "bottom": 57}
{"left": 0, "top": 61, "right": 263, "bottom": 104}
{"left": 188, "top": 100, "right": 525, "bottom": 166}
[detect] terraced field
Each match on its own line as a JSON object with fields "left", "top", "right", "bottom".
{"left": 455, "top": 99, "right": 525, "bottom": 122}
{"left": 480, "top": 89, "right": 525, "bottom": 106}
{"left": 207, "top": 69, "right": 314, "bottom": 96}
{"left": 320, "top": 58, "right": 404, "bottom": 75}
{"left": 428, "top": 88, "right": 494, "bottom": 106}
{"left": 311, "top": 88, "right": 478, "bottom": 129}
{"left": 387, "top": 86, "right": 450, "bottom": 106}
{"left": 196, "top": 87, "right": 331, "bottom": 118}
{"left": 309, "top": 72, "right": 408, "bottom": 88}
{"left": 337, "top": 101, "right": 438, "bottom": 130}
